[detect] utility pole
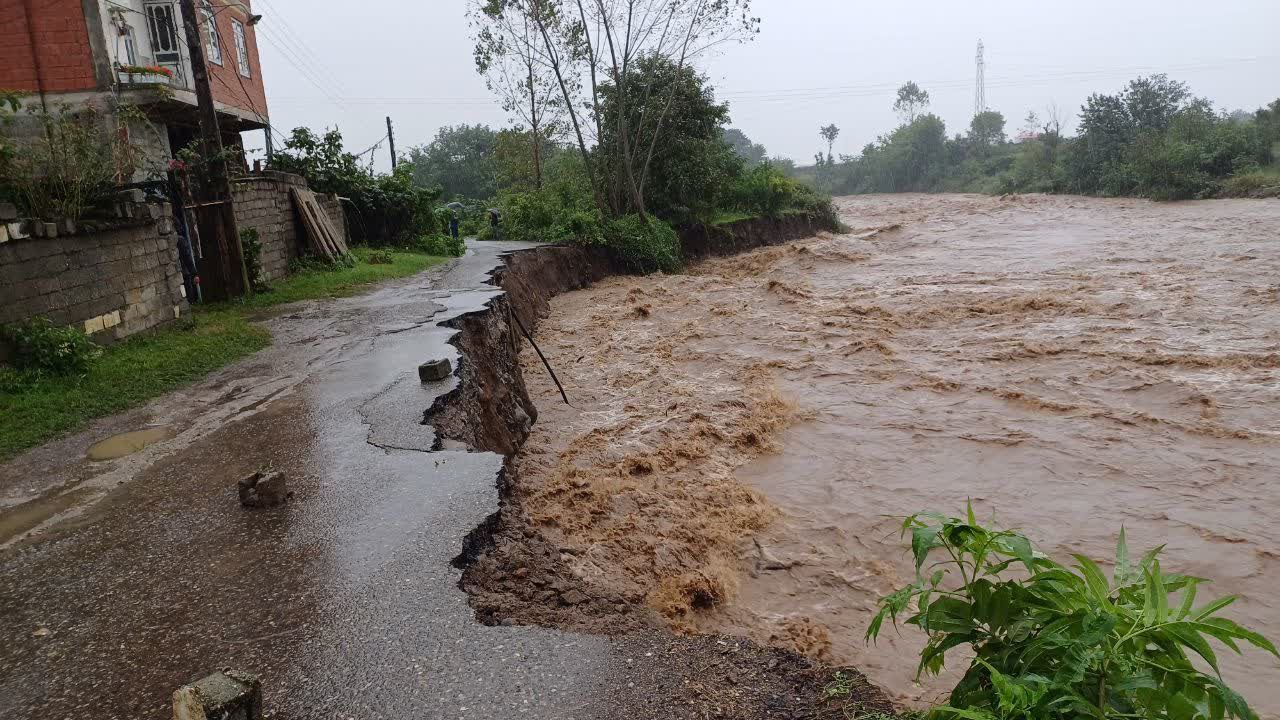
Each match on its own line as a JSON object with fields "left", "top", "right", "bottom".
{"left": 386, "top": 116, "right": 397, "bottom": 170}
{"left": 179, "top": 0, "right": 248, "bottom": 299}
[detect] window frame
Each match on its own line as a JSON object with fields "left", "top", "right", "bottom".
{"left": 200, "top": 1, "right": 222, "bottom": 66}
{"left": 231, "top": 20, "right": 251, "bottom": 77}
{"left": 122, "top": 24, "right": 138, "bottom": 65}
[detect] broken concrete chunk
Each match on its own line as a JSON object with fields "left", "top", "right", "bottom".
{"left": 418, "top": 358, "right": 453, "bottom": 382}
{"left": 0, "top": 201, "right": 16, "bottom": 221}
{"left": 173, "top": 669, "right": 262, "bottom": 720}
{"left": 237, "top": 471, "right": 291, "bottom": 508}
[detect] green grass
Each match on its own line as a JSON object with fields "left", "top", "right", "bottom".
{"left": 709, "top": 211, "right": 756, "bottom": 226}
{"left": 0, "top": 249, "right": 450, "bottom": 460}
{"left": 234, "top": 247, "right": 447, "bottom": 309}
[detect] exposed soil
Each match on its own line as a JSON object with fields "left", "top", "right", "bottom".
{"left": 445, "top": 238, "right": 892, "bottom": 718}
{"left": 463, "top": 193, "right": 1280, "bottom": 717}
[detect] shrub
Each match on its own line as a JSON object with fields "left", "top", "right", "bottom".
{"left": 725, "top": 164, "right": 836, "bottom": 225}
{"left": 2, "top": 317, "right": 101, "bottom": 377}
{"left": 606, "top": 215, "right": 681, "bottom": 274}
{"left": 412, "top": 233, "right": 465, "bottom": 257}
{"left": 239, "top": 228, "right": 265, "bottom": 291}
{"left": 868, "top": 506, "right": 1278, "bottom": 720}
{"left": 366, "top": 249, "right": 394, "bottom": 264}
{"left": 3, "top": 102, "right": 146, "bottom": 221}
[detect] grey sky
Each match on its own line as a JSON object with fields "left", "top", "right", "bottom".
{"left": 249, "top": 0, "right": 1280, "bottom": 171}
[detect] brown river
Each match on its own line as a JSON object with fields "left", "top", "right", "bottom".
{"left": 514, "top": 193, "right": 1280, "bottom": 716}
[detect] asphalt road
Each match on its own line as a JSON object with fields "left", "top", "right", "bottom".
{"left": 0, "top": 242, "right": 622, "bottom": 719}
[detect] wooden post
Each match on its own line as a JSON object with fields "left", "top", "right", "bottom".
{"left": 179, "top": 0, "right": 248, "bottom": 299}
{"left": 386, "top": 116, "right": 397, "bottom": 170}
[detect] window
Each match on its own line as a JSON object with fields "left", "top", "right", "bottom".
{"left": 122, "top": 24, "right": 138, "bottom": 65}
{"left": 145, "top": 3, "right": 179, "bottom": 60}
{"left": 200, "top": 1, "right": 222, "bottom": 65}
{"left": 232, "top": 20, "right": 251, "bottom": 77}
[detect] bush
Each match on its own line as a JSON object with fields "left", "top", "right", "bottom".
{"left": 239, "top": 228, "right": 265, "bottom": 291}
{"left": 270, "top": 128, "right": 441, "bottom": 246}
{"left": 724, "top": 164, "right": 837, "bottom": 225}
{"left": 869, "top": 506, "right": 1278, "bottom": 720}
{"left": 606, "top": 215, "right": 681, "bottom": 274}
{"left": 412, "top": 233, "right": 465, "bottom": 257}
{"left": 2, "top": 317, "right": 101, "bottom": 377}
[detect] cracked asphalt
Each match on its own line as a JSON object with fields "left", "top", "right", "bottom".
{"left": 0, "top": 242, "right": 622, "bottom": 719}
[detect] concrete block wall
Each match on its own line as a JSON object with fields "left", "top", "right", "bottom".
{"left": 0, "top": 206, "right": 189, "bottom": 344}
{"left": 232, "top": 171, "right": 348, "bottom": 283}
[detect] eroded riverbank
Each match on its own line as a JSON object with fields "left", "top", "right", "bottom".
{"left": 477, "top": 193, "right": 1280, "bottom": 715}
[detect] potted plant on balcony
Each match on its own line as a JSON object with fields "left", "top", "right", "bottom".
{"left": 117, "top": 64, "right": 174, "bottom": 86}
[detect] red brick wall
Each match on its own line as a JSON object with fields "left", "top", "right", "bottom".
{"left": 0, "top": 0, "right": 96, "bottom": 93}
{"left": 206, "top": 1, "right": 268, "bottom": 121}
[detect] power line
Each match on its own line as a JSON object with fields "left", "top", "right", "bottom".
{"left": 251, "top": 0, "right": 349, "bottom": 96}
{"left": 264, "top": 54, "right": 1279, "bottom": 109}
{"left": 254, "top": 23, "right": 347, "bottom": 111}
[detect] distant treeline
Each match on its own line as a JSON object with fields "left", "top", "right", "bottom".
{"left": 795, "top": 75, "right": 1280, "bottom": 200}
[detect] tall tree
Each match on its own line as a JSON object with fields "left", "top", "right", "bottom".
{"left": 894, "top": 81, "right": 930, "bottom": 123}
{"left": 488, "top": 0, "right": 760, "bottom": 218}
{"left": 819, "top": 124, "right": 840, "bottom": 164}
{"left": 404, "top": 124, "right": 499, "bottom": 200}
{"left": 472, "top": 0, "right": 564, "bottom": 189}
{"left": 722, "top": 128, "right": 768, "bottom": 167}
{"left": 968, "top": 110, "right": 1006, "bottom": 154}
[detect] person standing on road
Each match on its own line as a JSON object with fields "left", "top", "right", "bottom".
{"left": 449, "top": 207, "right": 461, "bottom": 242}
{"left": 488, "top": 207, "right": 501, "bottom": 242}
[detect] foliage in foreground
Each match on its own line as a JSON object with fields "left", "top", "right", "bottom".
{"left": 868, "top": 506, "right": 1278, "bottom": 720}
{"left": 1, "top": 317, "right": 101, "bottom": 379}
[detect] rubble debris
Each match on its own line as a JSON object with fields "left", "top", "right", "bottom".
{"left": 172, "top": 668, "right": 262, "bottom": 720}
{"left": 237, "top": 471, "right": 292, "bottom": 508}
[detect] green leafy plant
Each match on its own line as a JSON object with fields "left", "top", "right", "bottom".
{"left": 239, "top": 227, "right": 266, "bottom": 291}
{"left": 4, "top": 102, "right": 145, "bottom": 221}
{"left": 606, "top": 214, "right": 681, "bottom": 274}
{"left": 2, "top": 317, "right": 101, "bottom": 378}
{"left": 868, "top": 505, "right": 1278, "bottom": 720}
{"left": 411, "top": 232, "right": 465, "bottom": 257}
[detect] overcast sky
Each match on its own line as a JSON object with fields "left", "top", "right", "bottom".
{"left": 248, "top": 0, "right": 1280, "bottom": 171}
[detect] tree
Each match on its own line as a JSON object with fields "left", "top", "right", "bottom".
{"left": 495, "top": 0, "right": 760, "bottom": 218}
{"left": 894, "top": 81, "right": 930, "bottom": 123}
{"left": 967, "top": 110, "right": 1006, "bottom": 153}
{"left": 404, "top": 124, "right": 498, "bottom": 200}
{"left": 472, "top": 0, "right": 564, "bottom": 189}
{"left": 722, "top": 128, "right": 768, "bottom": 167}
{"left": 597, "top": 54, "right": 739, "bottom": 223}
{"left": 819, "top": 123, "right": 840, "bottom": 164}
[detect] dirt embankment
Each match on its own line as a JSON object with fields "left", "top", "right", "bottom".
{"left": 433, "top": 224, "right": 893, "bottom": 719}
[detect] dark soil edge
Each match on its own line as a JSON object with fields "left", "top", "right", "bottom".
{"left": 426, "top": 220, "right": 898, "bottom": 719}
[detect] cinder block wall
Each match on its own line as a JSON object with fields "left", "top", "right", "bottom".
{"left": 232, "top": 171, "right": 348, "bottom": 283}
{"left": 0, "top": 207, "right": 189, "bottom": 344}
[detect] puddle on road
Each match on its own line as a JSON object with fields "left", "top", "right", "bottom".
{"left": 86, "top": 428, "right": 173, "bottom": 461}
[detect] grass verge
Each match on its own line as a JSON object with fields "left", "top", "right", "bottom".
{"left": 0, "top": 248, "right": 450, "bottom": 460}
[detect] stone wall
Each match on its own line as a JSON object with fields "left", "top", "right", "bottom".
{"left": 0, "top": 206, "right": 188, "bottom": 344}
{"left": 231, "top": 171, "right": 348, "bottom": 283}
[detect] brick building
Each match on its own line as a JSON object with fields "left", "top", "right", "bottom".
{"left": 1, "top": 0, "right": 270, "bottom": 179}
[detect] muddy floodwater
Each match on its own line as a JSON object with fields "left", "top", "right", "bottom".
{"left": 515, "top": 193, "right": 1280, "bottom": 716}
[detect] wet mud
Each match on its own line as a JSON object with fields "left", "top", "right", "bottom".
{"left": 480, "top": 193, "right": 1280, "bottom": 715}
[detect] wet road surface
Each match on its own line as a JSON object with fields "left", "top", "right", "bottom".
{"left": 0, "top": 242, "right": 614, "bottom": 718}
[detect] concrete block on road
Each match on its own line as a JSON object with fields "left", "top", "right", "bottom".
{"left": 172, "top": 669, "right": 262, "bottom": 720}
{"left": 419, "top": 358, "right": 453, "bottom": 382}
